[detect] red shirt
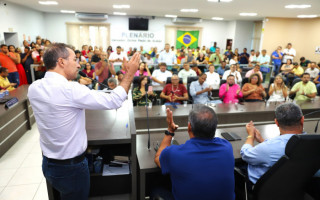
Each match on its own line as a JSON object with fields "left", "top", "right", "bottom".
{"left": 162, "top": 84, "right": 187, "bottom": 104}
{"left": 82, "top": 69, "right": 94, "bottom": 78}
{"left": 81, "top": 50, "right": 88, "bottom": 58}
{"left": 95, "top": 62, "right": 114, "bottom": 82}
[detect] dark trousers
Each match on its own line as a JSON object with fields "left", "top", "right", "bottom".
{"left": 8, "top": 72, "right": 20, "bottom": 88}
{"left": 42, "top": 156, "right": 90, "bottom": 200}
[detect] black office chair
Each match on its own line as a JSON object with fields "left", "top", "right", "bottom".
{"left": 187, "top": 76, "right": 199, "bottom": 103}
{"left": 242, "top": 78, "right": 249, "bottom": 87}
{"left": 289, "top": 78, "right": 302, "bottom": 100}
{"left": 235, "top": 134, "right": 320, "bottom": 200}
{"left": 166, "top": 77, "right": 183, "bottom": 84}
{"left": 220, "top": 79, "right": 227, "bottom": 87}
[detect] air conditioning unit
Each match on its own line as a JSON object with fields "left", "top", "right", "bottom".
{"left": 172, "top": 17, "right": 202, "bottom": 24}
{"left": 75, "top": 13, "right": 108, "bottom": 21}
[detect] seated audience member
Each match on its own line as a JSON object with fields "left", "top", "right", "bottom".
{"left": 178, "top": 63, "right": 197, "bottom": 84}
{"left": 305, "top": 62, "right": 319, "bottom": 79}
{"left": 0, "top": 67, "right": 16, "bottom": 91}
{"left": 196, "top": 52, "right": 208, "bottom": 65}
{"left": 144, "top": 54, "right": 154, "bottom": 65}
{"left": 190, "top": 73, "right": 214, "bottom": 104}
{"left": 75, "top": 50, "right": 87, "bottom": 65}
{"left": 106, "top": 77, "right": 117, "bottom": 90}
{"left": 20, "top": 46, "right": 34, "bottom": 84}
{"left": 286, "top": 62, "right": 304, "bottom": 86}
{"left": 191, "top": 65, "right": 202, "bottom": 76}
{"left": 300, "top": 57, "right": 311, "bottom": 67}
{"left": 151, "top": 63, "right": 172, "bottom": 86}
{"left": 268, "top": 75, "right": 288, "bottom": 102}
{"left": 153, "top": 106, "right": 235, "bottom": 200}
{"left": 133, "top": 76, "right": 157, "bottom": 106}
{"left": 209, "top": 47, "right": 224, "bottom": 65}
{"left": 224, "top": 45, "right": 233, "bottom": 61}
{"left": 205, "top": 64, "right": 220, "bottom": 89}
{"left": 280, "top": 59, "right": 293, "bottom": 75}
{"left": 95, "top": 53, "right": 116, "bottom": 90}
{"left": 116, "top": 71, "right": 124, "bottom": 84}
{"left": 79, "top": 62, "right": 95, "bottom": 89}
{"left": 177, "top": 52, "right": 185, "bottom": 64}
{"left": 245, "top": 64, "right": 263, "bottom": 81}
{"left": 81, "top": 45, "right": 88, "bottom": 58}
{"left": 91, "top": 49, "right": 101, "bottom": 65}
{"left": 236, "top": 63, "right": 242, "bottom": 73}
{"left": 289, "top": 73, "right": 316, "bottom": 101}
{"left": 219, "top": 75, "right": 243, "bottom": 103}
{"left": 222, "top": 64, "right": 242, "bottom": 85}
{"left": 229, "top": 55, "right": 239, "bottom": 65}
{"left": 239, "top": 48, "right": 250, "bottom": 64}
{"left": 242, "top": 73, "right": 266, "bottom": 102}
{"left": 217, "top": 61, "right": 227, "bottom": 78}
{"left": 135, "top": 62, "right": 151, "bottom": 77}
{"left": 185, "top": 50, "right": 196, "bottom": 64}
{"left": 240, "top": 103, "right": 306, "bottom": 184}
{"left": 0, "top": 44, "right": 19, "bottom": 86}
{"left": 160, "top": 74, "right": 188, "bottom": 106}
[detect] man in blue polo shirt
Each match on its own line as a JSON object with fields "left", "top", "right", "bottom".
{"left": 271, "top": 46, "right": 283, "bottom": 76}
{"left": 154, "top": 105, "right": 235, "bottom": 200}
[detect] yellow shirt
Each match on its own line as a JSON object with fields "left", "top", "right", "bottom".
{"left": 0, "top": 76, "right": 15, "bottom": 91}
{"left": 292, "top": 66, "right": 304, "bottom": 76}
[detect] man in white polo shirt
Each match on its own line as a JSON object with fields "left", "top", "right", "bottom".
{"left": 109, "top": 46, "right": 128, "bottom": 66}
{"left": 282, "top": 43, "right": 296, "bottom": 64}
{"left": 152, "top": 62, "right": 172, "bottom": 86}
{"left": 158, "top": 43, "right": 177, "bottom": 65}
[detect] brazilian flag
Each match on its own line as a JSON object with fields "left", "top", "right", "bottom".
{"left": 176, "top": 30, "right": 199, "bottom": 49}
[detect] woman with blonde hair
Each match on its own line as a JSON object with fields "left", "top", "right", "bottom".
{"left": 268, "top": 75, "right": 288, "bottom": 102}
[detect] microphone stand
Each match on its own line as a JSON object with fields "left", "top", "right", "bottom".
{"left": 145, "top": 85, "right": 151, "bottom": 150}
{"left": 304, "top": 110, "right": 320, "bottom": 133}
{"left": 79, "top": 71, "right": 108, "bottom": 89}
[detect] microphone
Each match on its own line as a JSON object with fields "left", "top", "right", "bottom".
{"left": 303, "top": 110, "right": 320, "bottom": 133}
{"left": 145, "top": 83, "right": 151, "bottom": 150}
{"left": 78, "top": 71, "right": 108, "bottom": 88}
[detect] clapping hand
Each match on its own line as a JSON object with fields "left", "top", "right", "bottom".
{"left": 123, "top": 52, "right": 140, "bottom": 75}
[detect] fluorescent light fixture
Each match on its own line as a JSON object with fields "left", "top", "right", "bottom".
{"left": 285, "top": 4, "right": 311, "bottom": 9}
{"left": 208, "top": 0, "right": 232, "bottom": 2}
{"left": 297, "top": 15, "right": 317, "bottom": 18}
{"left": 113, "top": 12, "right": 127, "bottom": 16}
{"left": 239, "top": 13, "right": 257, "bottom": 16}
{"left": 60, "top": 10, "right": 75, "bottom": 14}
{"left": 165, "top": 15, "right": 177, "bottom": 18}
{"left": 212, "top": 17, "right": 224, "bottom": 20}
{"left": 113, "top": 5, "right": 130, "bottom": 9}
{"left": 180, "top": 9, "right": 199, "bottom": 13}
{"left": 38, "top": 1, "right": 58, "bottom": 5}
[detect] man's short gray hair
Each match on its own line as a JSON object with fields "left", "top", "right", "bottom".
{"left": 188, "top": 105, "right": 218, "bottom": 139}
{"left": 107, "top": 77, "right": 117, "bottom": 85}
{"left": 275, "top": 103, "right": 303, "bottom": 128}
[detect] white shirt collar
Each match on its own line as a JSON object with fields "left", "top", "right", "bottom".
{"left": 44, "top": 71, "right": 68, "bottom": 83}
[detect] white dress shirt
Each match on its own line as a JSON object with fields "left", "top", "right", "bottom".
{"left": 305, "top": 68, "right": 319, "bottom": 79}
{"left": 205, "top": 71, "right": 220, "bottom": 89}
{"left": 28, "top": 72, "right": 127, "bottom": 159}
{"left": 158, "top": 51, "right": 177, "bottom": 65}
{"left": 151, "top": 69, "right": 172, "bottom": 86}
{"left": 109, "top": 51, "right": 128, "bottom": 66}
{"left": 282, "top": 48, "right": 296, "bottom": 63}
{"left": 222, "top": 70, "right": 242, "bottom": 84}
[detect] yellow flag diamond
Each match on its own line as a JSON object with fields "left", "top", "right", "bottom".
{"left": 177, "top": 32, "right": 197, "bottom": 47}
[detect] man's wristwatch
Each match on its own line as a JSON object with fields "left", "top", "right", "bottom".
{"left": 165, "top": 130, "right": 175, "bottom": 137}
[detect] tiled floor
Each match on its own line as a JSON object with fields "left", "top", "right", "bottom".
{"left": 0, "top": 124, "right": 130, "bottom": 200}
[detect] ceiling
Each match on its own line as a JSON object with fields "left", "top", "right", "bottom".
{"left": 5, "top": 0, "right": 320, "bottom": 21}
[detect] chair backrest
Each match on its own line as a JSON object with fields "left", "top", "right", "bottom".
{"left": 166, "top": 77, "right": 183, "bottom": 84}
{"left": 242, "top": 77, "right": 249, "bottom": 86}
{"left": 133, "top": 76, "right": 151, "bottom": 88}
{"left": 253, "top": 134, "right": 320, "bottom": 200}
{"left": 220, "top": 79, "right": 227, "bottom": 86}
{"left": 187, "top": 76, "right": 199, "bottom": 103}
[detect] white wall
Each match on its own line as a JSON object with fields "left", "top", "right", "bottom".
{"left": 233, "top": 21, "right": 255, "bottom": 52}
{"left": 0, "top": 1, "right": 45, "bottom": 46}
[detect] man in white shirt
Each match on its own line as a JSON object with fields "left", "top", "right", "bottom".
{"left": 158, "top": 43, "right": 177, "bottom": 65}
{"left": 28, "top": 43, "right": 140, "bottom": 200}
{"left": 144, "top": 53, "right": 154, "bottom": 66}
{"left": 109, "top": 46, "right": 128, "bottom": 66}
{"left": 205, "top": 64, "right": 220, "bottom": 89}
{"left": 222, "top": 64, "right": 242, "bottom": 84}
{"left": 305, "top": 62, "right": 319, "bottom": 79}
{"left": 282, "top": 43, "right": 296, "bottom": 64}
{"left": 178, "top": 63, "right": 197, "bottom": 84}
{"left": 151, "top": 62, "right": 172, "bottom": 86}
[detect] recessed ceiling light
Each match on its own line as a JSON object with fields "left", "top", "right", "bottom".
{"left": 212, "top": 17, "right": 224, "bottom": 20}
{"left": 60, "top": 10, "right": 75, "bottom": 14}
{"left": 239, "top": 13, "right": 257, "bottom": 16}
{"left": 165, "top": 15, "right": 177, "bottom": 18}
{"left": 285, "top": 4, "right": 311, "bottom": 9}
{"left": 38, "top": 1, "right": 58, "bottom": 5}
{"left": 113, "top": 5, "right": 130, "bottom": 9}
{"left": 208, "top": 0, "right": 232, "bottom": 2}
{"left": 180, "top": 9, "right": 199, "bottom": 13}
{"left": 297, "top": 15, "right": 317, "bottom": 18}
{"left": 113, "top": 12, "right": 127, "bottom": 16}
